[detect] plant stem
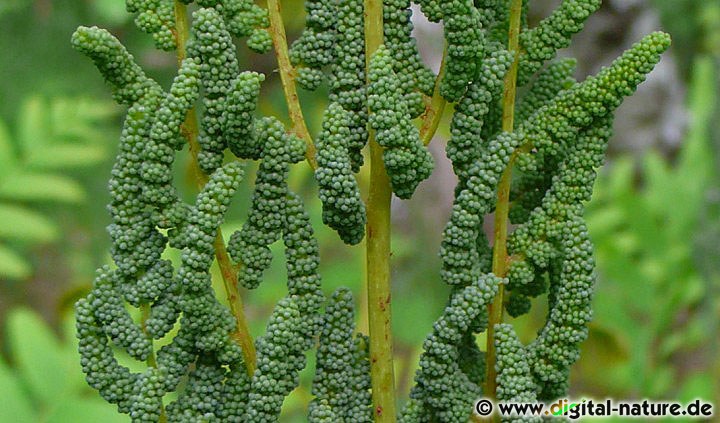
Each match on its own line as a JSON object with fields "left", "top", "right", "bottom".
{"left": 485, "top": 0, "right": 523, "bottom": 404}
{"left": 266, "top": 0, "right": 318, "bottom": 169}
{"left": 420, "top": 47, "right": 448, "bottom": 146}
{"left": 174, "top": 0, "right": 257, "bottom": 376}
{"left": 364, "top": 0, "right": 397, "bottom": 421}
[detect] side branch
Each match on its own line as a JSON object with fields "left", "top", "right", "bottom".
{"left": 419, "top": 47, "right": 448, "bottom": 146}
{"left": 174, "top": 0, "right": 257, "bottom": 376}
{"left": 266, "top": 0, "right": 318, "bottom": 169}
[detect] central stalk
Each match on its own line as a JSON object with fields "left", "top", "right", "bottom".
{"left": 364, "top": 0, "right": 397, "bottom": 421}
{"left": 485, "top": 0, "right": 524, "bottom": 403}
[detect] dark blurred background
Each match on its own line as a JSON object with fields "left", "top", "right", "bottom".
{"left": 0, "top": 0, "right": 717, "bottom": 421}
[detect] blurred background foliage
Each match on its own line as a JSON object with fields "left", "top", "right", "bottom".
{"left": 0, "top": 0, "right": 717, "bottom": 421}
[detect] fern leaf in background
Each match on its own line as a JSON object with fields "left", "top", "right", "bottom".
{"left": 0, "top": 96, "right": 114, "bottom": 279}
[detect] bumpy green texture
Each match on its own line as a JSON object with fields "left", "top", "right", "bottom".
{"left": 75, "top": 90, "right": 171, "bottom": 418}
{"left": 440, "top": 130, "right": 521, "bottom": 287}
{"left": 456, "top": 31, "right": 668, "bottom": 408}
{"left": 165, "top": 356, "right": 226, "bottom": 421}
{"left": 416, "top": 0, "right": 484, "bottom": 101}
{"left": 126, "top": 0, "right": 176, "bottom": 51}
{"left": 518, "top": 0, "right": 600, "bottom": 84}
{"left": 440, "top": 0, "right": 484, "bottom": 101}
{"left": 441, "top": 32, "right": 670, "bottom": 290}
{"left": 510, "top": 59, "right": 578, "bottom": 225}
{"left": 423, "top": 13, "right": 669, "bottom": 418}
{"left": 309, "top": 288, "right": 372, "bottom": 423}
{"left": 173, "top": 161, "right": 244, "bottom": 346}
{"left": 330, "top": 0, "right": 367, "bottom": 170}
{"left": 245, "top": 297, "right": 306, "bottom": 422}
{"left": 368, "top": 46, "right": 434, "bottom": 199}
{"left": 507, "top": 118, "right": 613, "bottom": 398}
{"left": 71, "top": 26, "right": 161, "bottom": 105}
{"left": 198, "top": 0, "right": 273, "bottom": 53}
{"left": 283, "top": 192, "right": 325, "bottom": 347}
{"left": 190, "top": 7, "right": 241, "bottom": 173}
{"left": 494, "top": 324, "right": 541, "bottom": 423}
{"left": 516, "top": 58, "right": 577, "bottom": 124}
{"left": 383, "top": 0, "right": 435, "bottom": 115}
{"left": 225, "top": 71, "right": 265, "bottom": 159}
{"left": 446, "top": 43, "right": 512, "bottom": 184}
{"left": 314, "top": 102, "right": 366, "bottom": 245}
{"left": 402, "top": 274, "right": 501, "bottom": 422}
{"left": 141, "top": 57, "right": 200, "bottom": 229}
{"left": 227, "top": 117, "right": 305, "bottom": 289}
{"left": 290, "top": 0, "right": 337, "bottom": 90}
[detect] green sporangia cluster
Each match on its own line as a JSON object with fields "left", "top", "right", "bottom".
{"left": 416, "top": 0, "right": 484, "bottom": 101}
{"left": 330, "top": 0, "right": 368, "bottom": 171}
{"left": 197, "top": 0, "right": 273, "bottom": 53}
{"left": 73, "top": 0, "right": 670, "bottom": 421}
{"left": 383, "top": 0, "right": 435, "bottom": 115}
{"left": 493, "top": 324, "right": 540, "bottom": 422}
{"left": 309, "top": 288, "right": 372, "bottom": 422}
{"left": 227, "top": 117, "right": 306, "bottom": 289}
{"left": 518, "top": 0, "right": 600, "bottom": 84}
{"left": 401, "top": 274, "right": 502, "bottom": 422}
{"left": 368, "top": 46, "right": 434, "bottom": 199}
{"left": 225, "top": 71, "right": 266, "bottom": 159}
{"left": 126, "top": 0, "right": 177, "bottom": 51}
{"left": 191, "top": 7, "right": 242, "bottom": 173}
{"left": 289, "top": 0, "right": 336, "bottom": 90}
{"left": 446, "top": 42, "right": 513, "bottom": 186}
{"left": 315, "top": 102, "right": 367, "bottom": 245}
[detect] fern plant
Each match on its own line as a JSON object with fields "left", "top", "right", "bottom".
{"left": 72, "top": 0, "right": 669, "bottom": 421}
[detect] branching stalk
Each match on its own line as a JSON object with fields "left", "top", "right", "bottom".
{"left": 174, "top": 0, "right": 257, "bottom": 376}
{"left": 420, "top": 47, "right": 448, "bottom": 146}
{"left": 485, "top": 0, "right": 523, "bottom": 404}
{"left": 364, "top": 0, "right": 397, "bottom": 421}
{"left": 266, "top": 0, "right": 318, "bottom": 169}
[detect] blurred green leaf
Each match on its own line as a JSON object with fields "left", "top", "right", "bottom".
{"left": 45, "top": 400, "right": 129, "bottom": 423}
{"left": 678, "top": 373, "right": 716, "bottom": 403}
{"left": 16, "top": 96, "right": 48, "bottom": 159}
{"left": 26, "top": 144, "right": 107, "bottom": 169}
{"left": 0, "top": 0, "right": 30, "bottom": 16}
{"left": 8, "top": 308, "right": 79, "bottom": 405}
{"left": 0, "top": 243, "right": 31, "bottom": 278}
{"left": 0, "top": 359, "right": 34, "bottom": 422}
{"left": 1, "top": 308, "right": 128, "bottom": 421}
{"left": 92, "top": 0, "right": 132, "bottom": 26}
{"left": 0, "top": 119, "right": 16, "bottom": 176}
{"left": 0, "top": 171, "right": 85, "bottom": 203}
{"left": 0, "top": 203, "right": 59, "bottom": 242}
